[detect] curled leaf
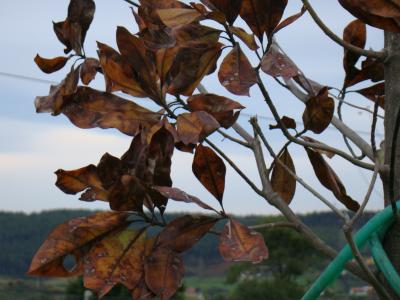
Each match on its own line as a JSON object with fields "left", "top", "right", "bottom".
{"left": 34, "top": 55, "right": 70, "bottom": 74}
{"left": 34, "top": 66, "right": 80, "bottom": 115}
{"left": 53, "top": 0, "right": 96, "bottom": 54}
{"left": 80, "top": 58, "right": 100, "bottom": 85}
{"left": 55, "top": 165, "right": 107, "bottom": 202}
{"left": 219, "top": 218, "right": 269, "bottom": 263}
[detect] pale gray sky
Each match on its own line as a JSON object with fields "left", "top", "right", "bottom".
{"left": 0, "top": 0, "right": 386, "bottom": 215}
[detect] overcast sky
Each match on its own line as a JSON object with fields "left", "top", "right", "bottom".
{"left": 0, "top": 0, "right": 386, "bottom": 215}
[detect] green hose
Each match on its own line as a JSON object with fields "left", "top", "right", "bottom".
{"left": 369, "top": 233, "right": 400, "bottom": 296}
{"left": 301, "top": 200, "right": 400, "bottom": 300}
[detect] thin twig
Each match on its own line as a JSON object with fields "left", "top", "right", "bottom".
{"left": 349, "top": 165, "right": 379, "bottom": 227}
{"left": 251, "top": 117, "right": 347, "bottom": 220}
{"left": 250, "top": 221, "right": 299, "bottom": 231}
{"left": 337, "top": 90, "right": 367, "bottom": 160}
{"left": 371, "top": 100, "right": 380, "bottom": 157}
{"left": 122, "top": 0, "right": 139, "bottom": 7}
{"left": 198, "top": 83, "right": 370, "bottom": 283}
{"left": 217, "top": 129, "right": 251, "bottom": 148}
{"left": 301, "top": 0, "right": 386, "bottom": 60}
{"left": 330, "top": 91, "right": 384, "bottom": 119}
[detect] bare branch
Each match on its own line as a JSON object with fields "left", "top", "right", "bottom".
{"left": 257, "top": 73, "right": 375, "bottom": 170}
{"left": 301, "top": 0, "right": 386, "bottom": 60}
{"left": 329, "top": 91, "right": 384, "bottom": 119}
{"left": 337, "top": 92, "right": 367, "bottom": 160}
{"left": 371, "top": 100, "right": 380, "bottom": 157}
{"left": 250, "top": 221, "right": 299, "bottom": 231}
{"left": 197, "top": 84, "right": 369, "bottom": 282}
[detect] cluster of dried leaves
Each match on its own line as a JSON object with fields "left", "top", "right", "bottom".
{"left": 29, "top": 0, "right": 396, "bottom": 299}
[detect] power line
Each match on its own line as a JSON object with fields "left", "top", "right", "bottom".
{"left": 0, "top": 70, "right": 383, "bottom": 137}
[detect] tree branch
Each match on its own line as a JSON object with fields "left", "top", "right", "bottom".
{"left": 197, "top": 84, "right": 370, "bottom": 283}
{"left": 284, "top": 78, "right": 376, "bottom": 161}
{"left": 250, "top": 221, "right": 299, "bottom": 231}
{"left": 301, "top": 0, "right": 386, "bottom": 60}
{"left": 257, "top": 73, "right": 375, "bottom": 170}
{"left": 251, "top": 117, "right": 348, "bottom": 220}
{"left": 217, "top": 129, "right": 251, "bottom": 148}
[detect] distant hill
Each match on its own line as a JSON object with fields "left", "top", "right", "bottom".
{"left": 0, "top": 209, "right": 375, "bottom": 278}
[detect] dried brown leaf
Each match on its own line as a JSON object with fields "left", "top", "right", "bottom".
{"left": 84, "top": 229, "right": 146, "bottom": 298}
{"left": 240, "top": 0, "right": 288, "bottom": 40}
{"left": 218, "top": 44, "right": 257, "bottom": 96}
{"left": 145, "top": 247, "right": 184, "bottom": 300}
{"left": 229, "top": 26, "right": 259, "bottom": 50}
{"left": 339, "top": 0, "right": 400, "bottom": 32}
{"left": 305, "top": 147, "right": 360, "bottom": 211}
{"left": 80, "top": 58, "right": 100, "bottom": 85}
{"left": 271, "top": 149, "right": 296, "bottom": 205}
{"left": 261, "top": 45, "right": 298, "bottom": 78}
{"left": 34, "top": 55, "right": 70, "bottom": 74}
{"left": 28, "top": 212, "right": 129, "bottom": 277}
{"left": 192, "top": 144, "right": 226, "bottom": 203}
{"left": 176, "top": 111, "right": 220, "bottom": 145}
{"left": 302, "top": 87, "right": 334, "bottom": 134}
{"left": 61, "top": 87, "right": 161, "bottom": 136}
{"left": 219, "top": 219, "right": 269, "bottom": 263}
{"left": 187, "top": 93, "right": 244, "bottom": 129}
{"left": 157, "top": 8, "right": 202, "bottom": 27}
{"left": 157, "top": 215, "right": 218, "bottom": 253}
